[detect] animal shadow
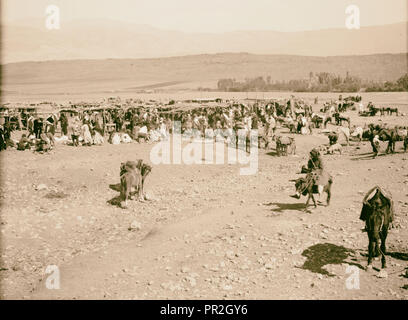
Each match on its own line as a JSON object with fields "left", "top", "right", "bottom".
{"left": 350, "top": 153, "right": 382, "bottom": 161}
{"left": 44, "top": 191, "right": 69, "bottom": 199}
{"left": 300, "top": 243, "right": 364, "bottom": 276}
{"left": 107, "top": 195, "right": 122, "bottom": 208}
{"left": 108, "top": 182, "right": 124, "bottom": 208}
{"left": 109, "top": 183, "right": 121, "bottom": 192}
{"left": 108, "top": 182, "right": 142, "bottom": 208}
{"left": 386, "top": 251, "right": 408, "bottom": 261}
{"left": 266, "top": 202, "right": 306, "bottom": 213}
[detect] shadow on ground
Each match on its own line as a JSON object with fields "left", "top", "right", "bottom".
{"left": 107, "top": 195, "right": 122, "bottom": 208}
{"left": 351, "top": 150, "right": 406, "bottom": 161}
{"left": 386, "top": 251, "right": 408, "bottom": 261}
{"left": 44, "top": 191, "right": 69, "bottom": 199}
{"left": 265, "top": 202, "right": 306, "bottom": 213}
{"left": 266, "top": 150, "right": 280, "bottom": 157}
{"left": 108, "top": 183, "right": 122, "bottom": 207}
{"left": 350, "top": 153, "right": 381, "bottom": 161}
{"left": 300, "top": 243, "right": 364, "bottom": 276}
{"left": 109, "top": 183, "right": 121, "bottom": 192}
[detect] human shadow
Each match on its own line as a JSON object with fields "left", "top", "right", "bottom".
{"left": 299, "top": 243, "right": 365, "bottom": 276}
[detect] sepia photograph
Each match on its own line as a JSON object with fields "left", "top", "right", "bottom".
{"left": 0, "top": 0, "right": 407, "bottom": 305}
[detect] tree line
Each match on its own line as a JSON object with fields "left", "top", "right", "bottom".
{"left": 216, "top": 72, "right": 408, "bottom": 92}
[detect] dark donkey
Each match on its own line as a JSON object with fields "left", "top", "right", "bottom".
{"left": 360, "top": 186, "right": 394, "bottom": 269}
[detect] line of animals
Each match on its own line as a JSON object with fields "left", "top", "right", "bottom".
{"left": 360, "top": 104, "right": 399, "bottom": 117}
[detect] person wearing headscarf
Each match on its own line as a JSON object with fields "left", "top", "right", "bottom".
{"left": 17, "top": 134, "right": 31, "bottom": 150}
{"left": 0, "top": 123, "right": 6, "bottom": 151}
{"left": 70, "top": 116, "right": 81, "bottom": 146}
{"left": 36, "top": 133, "right": 52, "bottom": 153}
{"left": 291, "top": 148, "right": 328, "bottom": 200}
{"left": 60, "top": 113, "right": 69, "bottom": 136}
{"left": 81, "top": 120, "right": 93, "bottom": 146}
{"left": 33, "top": 117, "right": 43, "bottom": 139}
{"left": 305, "top": 148, "right": 324, "bottom": 172}
{"left": 371, "top": 134, "right": 381, "bottom": 158}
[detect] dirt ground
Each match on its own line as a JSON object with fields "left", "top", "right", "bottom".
{"left": 0, "top": 107, "right": 407, "bottom": 300}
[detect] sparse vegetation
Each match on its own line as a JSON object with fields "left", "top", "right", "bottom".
{"left": 217, "top": 72, "right": 408, "bottom": 93}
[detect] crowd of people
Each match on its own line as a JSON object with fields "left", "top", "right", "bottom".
{"left": 0, "top": 98, "right": 311, "bottom": 152}
{"left": 0, "top": 95, "right": 399, "bottom": 154}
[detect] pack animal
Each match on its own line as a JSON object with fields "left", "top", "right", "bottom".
{"left": 293, "top": 172, "right": 333, "bottom": 209}
{"left": 120, "top": 160, "right": 152, "bottom": 207}
{"left": 326, "top": 143, "right": 342, "bottom": 155}
{"left": 275, "top": 136, "right": 296, "bottom": 156}
{"left": 360, "top": 187, "right": 394, "bottom": 269}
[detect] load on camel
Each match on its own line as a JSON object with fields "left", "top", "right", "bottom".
{"left": 290, "top": 148, "right": 333, "bottom": 210}
{"left": 360, "top": 186, "right": 394, "bottom": 269}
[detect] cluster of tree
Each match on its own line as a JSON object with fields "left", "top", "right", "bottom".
{"left": 216, "top": 73, "right": 408, "bottom": 92}
{"left": 365, "top": 73, "right": 408, "bottom": 92}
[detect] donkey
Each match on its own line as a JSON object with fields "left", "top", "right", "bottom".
{"left": 292, "top": 171, "right": 333, "bottom": 209}
{"left": 385, "top": 107, "right": 399, "bottom": 116}
{"left": 334, "top": 113, "right": 351, "bottom": 128}
{"left": 360, "top": 186, "right": 394, "bottom": 269}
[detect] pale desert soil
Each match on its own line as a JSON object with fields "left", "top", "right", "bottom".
{"left": 0, "top": 110, "right": 407, "bottom": 300}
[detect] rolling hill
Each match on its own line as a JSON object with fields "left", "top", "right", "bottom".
{"left": 1, "top": 53, "right": 407, "bottom": 96}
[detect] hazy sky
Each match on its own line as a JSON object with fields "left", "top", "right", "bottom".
{"left": 2, "top": 0, "right": 407, "bottom": 32}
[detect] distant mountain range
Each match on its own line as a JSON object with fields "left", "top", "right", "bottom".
{"left": 1, "top": 19, "right": 407, "bottom": 63}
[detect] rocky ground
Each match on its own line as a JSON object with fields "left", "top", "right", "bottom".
{"left": 0, "top": 111, "right": 407, "bottom": 300}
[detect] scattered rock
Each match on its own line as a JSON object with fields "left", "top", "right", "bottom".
{"left": 129, "top": 220, "right": 142, "bottom": 231}
{"left": 376, "top": 270, "right": 388, "bottom": 278}
{"left": 35, "top": 184, "right": 47, "bottom": 191}
{"left": 291, "top": 249, "right": 301, "bottom": 255}
{"left": 225, "top": 250, "right": 235, "bottom": 260}
{"left": 222, "top": 284, "right": 232, "bottom": 291}
{"left": 181, "top": 266, "right": 190, "bottom": 273}
{"left": 144, "top": 193, "right": 155, "bottom": 201}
